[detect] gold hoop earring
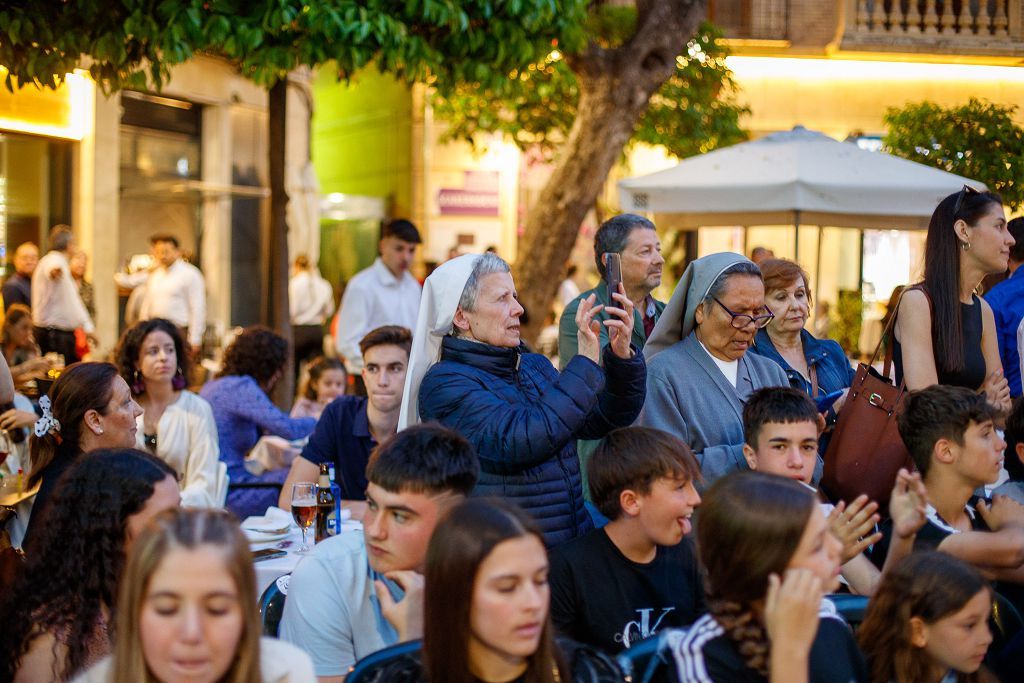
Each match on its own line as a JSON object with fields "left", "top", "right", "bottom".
{"left": 962, "top": 240, "right": 972, "bottom": 251}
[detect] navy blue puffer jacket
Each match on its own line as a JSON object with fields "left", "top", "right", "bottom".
{"left": 419, "top": 336, "right": 646, "bottom": 547}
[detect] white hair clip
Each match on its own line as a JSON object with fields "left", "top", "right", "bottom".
{"left": 33, "top": 395, "right": 62, "bottom": 438}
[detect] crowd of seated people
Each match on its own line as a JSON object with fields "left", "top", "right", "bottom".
{"left": 3, "top": 190, "right": 1024, "bottom": 683}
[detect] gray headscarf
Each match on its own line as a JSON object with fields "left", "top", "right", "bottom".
{"left": 644, "top": 252, "right": 756, "bottom": 362}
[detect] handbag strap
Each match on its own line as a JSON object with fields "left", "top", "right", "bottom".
{"left": 809, "top": 363, "right": 819, "bottom": 398}
{"left": 870, "top": 284, "right": 932, "bottom": 379}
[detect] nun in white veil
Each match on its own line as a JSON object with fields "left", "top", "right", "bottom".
{"left": 639, "top": 252, "right": 789, "bottom": 486}
{"left": 399, "top": 252, "right": 647, "bottom": 546}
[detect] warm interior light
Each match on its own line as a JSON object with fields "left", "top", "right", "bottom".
{"left": 0, "top": 67, "right": 95, "bottom": 140}
{"left": 725, "top": 56, "right": 1024, "bottom": 82}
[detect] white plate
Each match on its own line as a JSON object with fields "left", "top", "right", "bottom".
{"left": 244, "top": 528, "right": 290, "bottom": 544}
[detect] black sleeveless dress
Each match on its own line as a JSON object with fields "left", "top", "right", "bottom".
{"left": 894, "top": 293, "right": 986, "bottom": 390}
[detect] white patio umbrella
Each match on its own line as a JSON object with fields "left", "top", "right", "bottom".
{"left": 286, "top": 161, "right": 322, "bottom": 262}
{"left": 618, "top": 125, "right": 983, "bottom": 232}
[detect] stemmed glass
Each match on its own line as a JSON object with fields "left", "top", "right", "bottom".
{"left": 291, "top": 482, "right": 318, "bottom": 555}
{"left": 0, "top": 429, "right": 11, "bottom": 469}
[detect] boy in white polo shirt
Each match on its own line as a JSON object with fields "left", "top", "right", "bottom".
{"left": 279, "top": 423, "right": 478, "bottom": 681}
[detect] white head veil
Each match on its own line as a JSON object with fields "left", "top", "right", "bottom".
{"left": 398, "top": 254, "right": 481, "bottom": 429}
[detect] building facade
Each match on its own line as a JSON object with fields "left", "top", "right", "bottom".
{"left": 0, "top": 57, "right": 313, "bottom": 356}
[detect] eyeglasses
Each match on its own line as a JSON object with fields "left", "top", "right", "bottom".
{"left": 953, "top": 184, "right": 980, "bottom": 216}
{"left": 713, "top": 297, "right": 775, "bottom": 329}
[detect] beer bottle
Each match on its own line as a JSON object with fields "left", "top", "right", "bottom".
{"left": 315, "top": 463, "right": 335, "bottom": 543}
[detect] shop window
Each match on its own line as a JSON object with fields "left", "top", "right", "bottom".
{"left": 119, "top": 91, "right": 202, "bottom": 268}
{"left": 0, "top": 133, "right": 72, "bottom": 266}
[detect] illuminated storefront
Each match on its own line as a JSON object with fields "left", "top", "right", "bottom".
{"left": 0, "top": 68, "right": 93, "bottom": 265}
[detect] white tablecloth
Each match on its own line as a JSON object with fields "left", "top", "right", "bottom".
{"left": 253, "top": 521, "right": 362, "bottom": 598}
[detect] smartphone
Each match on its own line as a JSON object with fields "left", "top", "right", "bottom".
{"left": 252, "top": 547, "right": 287, "bottom": 563}
{"left": 603, "top": 252, "right": 622, "bottom": 297}
{"left": 815, "top": 389, "right": 844, "bottom": 413}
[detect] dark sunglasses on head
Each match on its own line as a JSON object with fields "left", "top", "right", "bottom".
{"left": 952, "top": 184, "right": 980, "bottom": 216}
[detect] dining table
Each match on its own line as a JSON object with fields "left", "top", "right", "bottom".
{"left": 246, "top": 508, "right": 362, "bottom": 597}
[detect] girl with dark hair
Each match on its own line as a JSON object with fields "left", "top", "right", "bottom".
{"left": 674, "top": 471, "right": 866, "bottom": 682}
{"left": 373, "top": 498, "right": 571, "bottom": 683}
{"left": 858, "top": 552, "right": 995, "bottom": 683}
{"left": 115, "top": 319, "right": 221, "bottom": 508}
{"left": 1, "top": 303, "right": 51, "bottom": 389}
{"left": 75, "top": 509, "right": 314, "bottom": 683}
{"left": 0, "top": 448, "right": 180, "bottom": 682}
{"left": 22, "top": 362, "right": 143, "bottom": 550}
{"left": 894, "top": 187, "right": 1014, "bottom": 415}
{"left": 291, "top": 356, "right": 346, "bottom": 420}
{"left": 199, "top": 326, "right": 316, "bottom": 518}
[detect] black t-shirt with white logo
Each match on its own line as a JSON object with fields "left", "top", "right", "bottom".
{"left": 549, "top": 527, "right": 705, "bottom": 653}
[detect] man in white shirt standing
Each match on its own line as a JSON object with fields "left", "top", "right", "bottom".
{"left": 289, "top": 253, "right": 336, "bottom": 371}
{"left": 335, "top": 219, "right": 421, "bottom": 394}
{"left": 115, "top": 234, "right": 207, "bottom": 353}
{"left": 32, "top": 225, "right": 95, "bottom": 363}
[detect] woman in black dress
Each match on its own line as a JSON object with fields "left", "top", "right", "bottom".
{"left": 893, "top": 187, "right": 1014, "bottom": 416}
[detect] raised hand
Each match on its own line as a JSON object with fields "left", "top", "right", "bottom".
{"left": 604, "top": 284, "right": 636, "bottom": 360}
{"left": 976, "top": 494, "right": 1024, "bottom": 532}
{"left": 889, "top": 469, "right": 928, "bottom": 540}
{"left": 827, "top": 494, "right": 882, "bottom": 564}
{"left": 374, "top": 570, "right": 425, "bottom": 641}
{"left": 575, "top": 293, "right": 604, "bottom": 364}
{"left": 765, "top": 569, "right": 819, "bottom": 663}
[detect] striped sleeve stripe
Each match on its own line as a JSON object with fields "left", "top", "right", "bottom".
{"left": 672, "top": 614, "right": 723, "bottom": 683}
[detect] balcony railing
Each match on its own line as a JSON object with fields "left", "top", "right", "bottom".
{"left": 710, "top": 0, "right": 790, "bottom": 40}
{"left": 843, "top": 0, "right": 1024, "bottom": 52}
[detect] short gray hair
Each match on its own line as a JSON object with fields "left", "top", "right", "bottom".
{"left": 50, "top": 225, "right": 74, "bottom": 252}
{"left": 701, "top": 261, "right": 762, "bottom": 309}
{"left": 459, "top": 253, "right": 511, "bottom": 312}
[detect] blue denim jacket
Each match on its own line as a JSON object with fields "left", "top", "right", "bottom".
{"left": 750, "top": 329, "right": 856, "bottom": 398}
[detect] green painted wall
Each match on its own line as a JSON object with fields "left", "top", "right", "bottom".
{"left": 311, "top": 66, "right": 413, "bottom": 216}
{"left": 312, "top": 66, "right": 413, "bottom": 288}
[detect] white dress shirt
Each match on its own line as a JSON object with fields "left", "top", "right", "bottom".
{"left": 31, "top": 250, "right": 94, "bottom": 333}
{"left": 115, "top": 259, "right": 207, "bottom": 346}
{"left": 289, "top": 270, "right": 336, "bottom": 325}
{"left": 135, "top": 390, "right": 221, "bottom": 508}
{"left": 335, "top": 258, "right": 421, "bottom": 372}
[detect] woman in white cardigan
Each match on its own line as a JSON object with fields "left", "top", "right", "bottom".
{"left": 116, "top": 318, "right": 222, "bottom": 508}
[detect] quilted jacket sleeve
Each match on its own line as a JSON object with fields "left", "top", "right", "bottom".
{"left": 576, "top": 345, "right": 646, "bottom": 440}
{"left": 420, "top": 355, "right": 606, "bottom": 475}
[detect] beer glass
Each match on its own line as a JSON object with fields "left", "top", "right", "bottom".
{"left": 291, "top": 482, "right": 317, "bottom": 554}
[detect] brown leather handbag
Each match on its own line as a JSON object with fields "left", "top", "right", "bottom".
{"left": 821, "top": 289, "right": 916, "bottom": 508}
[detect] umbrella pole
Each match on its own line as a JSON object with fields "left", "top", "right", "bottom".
{"left": 794, "top": 210, "right": 801, "bottom": 261}
{"left": 815, "top": 225, "right": 824, "bottom": 321}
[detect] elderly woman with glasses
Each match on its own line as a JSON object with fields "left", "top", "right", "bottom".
{"left": 748, "top": 259, "right": 856, "bottom": 462}
{"left": 639, "top": 253, "right": 789, "bottom": 486}
{"left": 893, "top": 186, "right": 1014, "bottom": 416}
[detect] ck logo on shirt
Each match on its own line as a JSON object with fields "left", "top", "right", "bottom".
{"left": 615, "top": 607, "right": 675, "bottom": 648}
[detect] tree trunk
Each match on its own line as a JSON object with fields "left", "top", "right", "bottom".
{"left": 266, "top": 79, "right": 294, "bottom": 408}
{"left": 514, "top": 0, "right": 707, "bottom": 344}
